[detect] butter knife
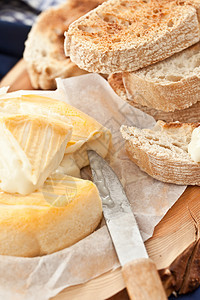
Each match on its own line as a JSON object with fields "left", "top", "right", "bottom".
{"left": 88, "top": 150, "right": 167, "bottom": 300}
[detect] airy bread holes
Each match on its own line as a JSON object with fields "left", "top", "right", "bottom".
{"left": 41, "top": 50, "right": 47, "bottom": 57}
{"left": 78, "top": 25, "right": 100, "bottom": 34}
{"left": 194, "top": 60, "right": 200, "bottom": 68}
{"left": 103, "top": 15, "right": 111, "bottom": 22}
{"left": 172, "top": 142, "right": 182, "bottom": 147}
{"left": 97, "top": 32, "right": 103, "bottom": 37}
{"left": 176, "top": 0, "right": 185, "bottom": 6}
{"left": 177, "top": 62, "right": 184, "bottom": 68}
{"left": 98, "top": 13, "right": 118, "bottom": 24}
{"left": 153, "top": 8, "right": 159, "bottom": 14}
{"left": 45, "top": 67, "right": 52, "bottom": 76}
{"left": 159, "top": 144, "right": 171, "bottom": 150}
{"left": 167, "top": 20, "right": 174, "bottom": 27}
{"left": 78, "top": 25, "right": 86, "bottom": 31}
{"left": 121, "top": 1, "right": 131, "bottom": 8}
{"left": 113, "top": 38, "right": 121, "bottom": 43}
{"left": 166, "top": 75, "right": 183, "bottom": 82}
{"left": 143, "top": 24, "right": 149, "bottom": 30}
{"left": 120, "top": 20, "right": 132, "bottom": 26}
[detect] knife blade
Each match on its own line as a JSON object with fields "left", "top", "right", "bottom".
{"left": 88, "top": 150, "right": 167, "bottom": 300}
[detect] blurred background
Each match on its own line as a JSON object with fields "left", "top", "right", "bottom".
{"left": 0, "top": 0, "right": 65, "bottom": 80}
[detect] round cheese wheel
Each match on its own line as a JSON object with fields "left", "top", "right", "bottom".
{"left": 0, "top": 173, "right": 102, "bottom": 257}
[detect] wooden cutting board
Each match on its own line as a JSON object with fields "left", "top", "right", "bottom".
{"left": 1, "top": 60, "right": 200, "bottom": 299}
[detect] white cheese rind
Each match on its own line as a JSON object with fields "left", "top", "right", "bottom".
{"left": 0, "top": 116, "right": 72, "bottom": 195}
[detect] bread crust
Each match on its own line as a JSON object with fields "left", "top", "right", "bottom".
{"left": 121, "top": 122, "right": 200, "bottom": 186}
{"left": 123, "top": 71, "right": 200, "bottom": 112}
{"left": 122, "top": 41, "right": 200, "bottom": 112}
{"left": 108, "top": 73, "right": 200, "bottom": 123}
{"left": 24, "top": 0, "right": 105, "bottom": 89}
{"left": 125, "top": 141, "right": 200, "bottom": 185}
{"left": 65, "top": 0, "right": 200, "bottom": 73}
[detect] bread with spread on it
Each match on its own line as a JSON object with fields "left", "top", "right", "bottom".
{"left": 121, "top": 121, "right": 200, "bottom": 185}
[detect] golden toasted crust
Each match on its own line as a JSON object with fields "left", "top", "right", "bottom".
{"left": 65, "top": 0, "right": 200, "bottom": 73}
{"left": 24, "top": 0, "right": 105, "bottom": 89}
{"left": 108, "top": 73, "right": 200, "bottom": 123}
{"left": 161, "top": 121, "right": 200, "bottom": 130}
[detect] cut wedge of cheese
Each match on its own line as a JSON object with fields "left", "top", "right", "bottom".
{"left": 0, "top": 114, "right": 72, "bottom": 195}
{"left": 0, "top": 94, "right": 111, "bottom": 176}
{"left": 0, "top": 173, "right": 102, "bottom": 257}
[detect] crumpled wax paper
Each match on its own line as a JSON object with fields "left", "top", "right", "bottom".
{"left": 0, "top": 74, "right": 186, "bottom": 300}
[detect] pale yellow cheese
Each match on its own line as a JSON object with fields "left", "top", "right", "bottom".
{"left": 0, "top": 95, "right": 111, "bottom": 176}
{"left": 0, "top": 173, "right": 102, "bottom": 257}
{"left": 188, "top": 126, "right": 200, "bottom": 162}
{"left": 0, "top": 114, "right": 72, "bottom": 194}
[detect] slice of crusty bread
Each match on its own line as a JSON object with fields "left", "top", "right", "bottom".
{"left": 121, "top": 121, "right": 200, "bottom": 186}
{"left": 65, "top": 0, "right": 200, "bottom": 74}
{"left": 24, "top": 0, "right": 105, "bottom": 89}
{"left": 108, "top": 73, "right": 200, "bottom": 123}
{"left": 123, "top": 42, "right": 200, "bottom": 112}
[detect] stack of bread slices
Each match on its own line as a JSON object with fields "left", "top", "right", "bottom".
{"left": 64, "top": 0, "right": 200, "bottom": 185}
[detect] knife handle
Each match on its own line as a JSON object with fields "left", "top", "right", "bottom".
{"left": 122, "top": 258, "right": 167, "bottom": 300}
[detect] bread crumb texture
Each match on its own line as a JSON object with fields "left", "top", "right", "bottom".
{"left": 24, "top": 0, "right": 105, "bottom": 89}
{"left": 65, "top": 0, "right": 200, "bottom": 73}
{"left": 121, "top": 121, "right": 200, "bottom": 185}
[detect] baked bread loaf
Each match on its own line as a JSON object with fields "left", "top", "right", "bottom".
{"left": 0, "top": 114, "right": 72, "bottom": 195}
{"left": 24, "top": 0, "right": 105, "bottom": 89}
{"left": 121, "top": 121, "right": 200, "bottom": 185}
{"left": 0, "top": 94, "right": 111, "bottom": 177}
{"left": 108, "top": 73, "right": 200, "bottom": 123}
{"left": 123, "top": 42, "right": 200, "bottom": 112}
{"left": 0, "top": 173, "right": 102, "bottom": 257}
{"left": 65, "top": 0, "right": 200, "bottom": 74}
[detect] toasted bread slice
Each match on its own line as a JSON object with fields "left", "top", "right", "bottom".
{"left": 108, "top": 73, "right": 200, "bottom": 123}
{"left": 123, "top": 42, "right": 200, "bottom": 112}
{"left": 121, "top": 121, "right": 200, "bottom": 185}
{"left": 65, "top": 0, "right": 200, "bottom": 74}
{"left": 24, "top": 0, "right": 105, "bottom": 89}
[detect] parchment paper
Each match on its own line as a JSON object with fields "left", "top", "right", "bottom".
{"left": 0, "top": 74, "right": 186, "bottom": 300}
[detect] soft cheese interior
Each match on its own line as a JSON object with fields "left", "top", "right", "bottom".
{"left": 0, "top": 115, "right": 72, "bottom": 194}
{"left": 0, "top": 94, "right": 111, "bottom": 178}
{"left": 0, "top": 92, "right": 108, "bottom": 256}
